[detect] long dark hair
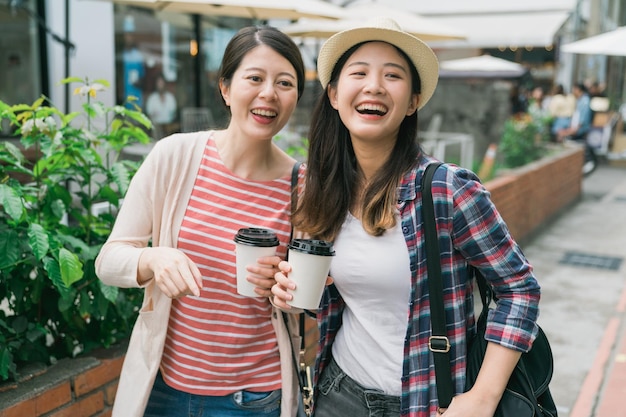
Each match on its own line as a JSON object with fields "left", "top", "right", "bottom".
{"left": 293, "top": 42, "right": 422, "bottom": 241}
{"left": 217, "top": 25, "right": 305, "bottom": 108}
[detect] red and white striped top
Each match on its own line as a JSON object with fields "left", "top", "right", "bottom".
{"left": 160, "top": 135, "right": 293, "bottom": 395}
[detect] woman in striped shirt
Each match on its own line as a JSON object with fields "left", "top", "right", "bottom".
{"left": 272, "top": 18, "right": 541, "bottom": 417}
{"left": 96, "top": 25, "right": 305, "bottom": 417}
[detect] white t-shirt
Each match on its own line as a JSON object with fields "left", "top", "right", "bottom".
{"left": 331, "top": 212, "right": 411, "bottom": 396}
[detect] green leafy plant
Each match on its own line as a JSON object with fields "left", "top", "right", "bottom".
{"left": 0, "top": 77, "right": 151, "bottom": 381}
{"left": 499, "top": 115, "right": 546, "bottom": 168}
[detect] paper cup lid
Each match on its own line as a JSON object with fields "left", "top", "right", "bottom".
{"left": 288, "top": 239, "right": 335, "bottom": 256}
{"left": 234, "top": 228, "right": 279, "bottom": 247}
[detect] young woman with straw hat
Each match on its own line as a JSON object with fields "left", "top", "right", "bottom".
{"left": 272, "top": 18, "right": 541, "bottom": 417}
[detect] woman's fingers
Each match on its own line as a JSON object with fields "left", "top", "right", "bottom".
{"left": 247, "top": 255, "right": 282, "bottom": 296}
{"left": 147, "top": 247, "right": 202, "bottom": 298}
{"left": 271, "top": 267, "right": 295, "bottom": 308}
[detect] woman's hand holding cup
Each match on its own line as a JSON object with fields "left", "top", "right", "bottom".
{"left": 271, "top": 258, "right": 334, "bottom": 310}
{"left": 246, "top": 255, "right": 283, "bottom": 297}
{"left": 234, "top": 227, "right": 280, "bottom": 297}
{"left": 271, "top": 260, "right": 295, "bottom": 309}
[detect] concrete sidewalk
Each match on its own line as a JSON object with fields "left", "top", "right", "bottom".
{"left": 520, "top": 162, "right": 626, "bottom": 417}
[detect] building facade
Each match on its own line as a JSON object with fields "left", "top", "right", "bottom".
{"left": 1, "top": 0, "right": 624, "bottom": 142}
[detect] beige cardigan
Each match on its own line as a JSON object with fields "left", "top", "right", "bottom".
{"left": 95, "top": 132, "right": 300, "bottom": 417}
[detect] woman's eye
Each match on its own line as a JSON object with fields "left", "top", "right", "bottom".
{"left": 278, "top": 80, "right": 294, "bottom": 87}
{"left": 249, "top": 75, "right": 262, "bottom": 82}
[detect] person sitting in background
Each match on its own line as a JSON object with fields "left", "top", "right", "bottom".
{"left": 556, "top": 83, "right": 592, "bottom": 142}
{"left": 146, "top": 73, "right": 178, "bottom": 137}
{"left": 548, "top": 84, "right": 576, "bottom": 140}
{"left": 527, "top": 86, "right": 551, "bottom": 138}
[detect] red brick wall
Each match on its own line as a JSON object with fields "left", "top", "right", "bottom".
{"left": 485, "top": 146, "right": 583, "bottom": 244}
{"left": 0, "top": 146, "right": 583, "bottom": 417}
{"left": 0, "top": 349, "right": 123, "bottom": 417}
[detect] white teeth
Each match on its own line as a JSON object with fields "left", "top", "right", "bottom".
{"left": 356, "top": 103, "right": 388, "bottom": 114}
{"left": 251, "top": 109, "right": 277, "bottom": 117}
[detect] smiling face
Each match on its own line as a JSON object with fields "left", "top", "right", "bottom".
{"left": 327, "top": 41, "right": 419, "bottom": 147}
{"left": 220, "top": 44, "right": 299, "bottom": 141}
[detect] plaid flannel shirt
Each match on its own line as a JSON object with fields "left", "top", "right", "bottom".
{"left": 314, "top": 158, "right": 541, "bottom": 417}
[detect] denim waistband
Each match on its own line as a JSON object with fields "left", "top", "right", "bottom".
{"left": 325, "top": 357, "right": 401, "bottom": 411}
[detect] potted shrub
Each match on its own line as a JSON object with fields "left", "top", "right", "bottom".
{"left": 499, "top": 114, "right": 547, "bottom": 168}
{"left": 0, "top": 77, "right": 151, "bottom": 382}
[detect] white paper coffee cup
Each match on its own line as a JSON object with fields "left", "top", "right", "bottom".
{"left": 234, "top": 228, "right": 279, "bottom": 297}
{"left": 286, "top": 239, "right": 335, "bottom": 310}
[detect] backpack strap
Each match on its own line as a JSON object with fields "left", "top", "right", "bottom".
{"left": 421, "top": 162, "right": 454, "bottom": 408}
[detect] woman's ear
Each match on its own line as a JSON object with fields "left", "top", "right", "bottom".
{"left": 407, "top": 93, "right": 420, "bottom": 116}
{"left": 327, "top": 85, "right": 339, "bottom": 110}
{"left": 218, "top": 78, "right": 230, "bottom": 107}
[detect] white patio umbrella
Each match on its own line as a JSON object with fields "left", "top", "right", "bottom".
{"left": 438, "top": 55, "right": 528, "bottom": 78}
{"left": 92, "top": 0, "right": 346, "bottom": 20}
{"left": 281, "top": 3, "right": 465, "bottom": 41}
{"left": 561, "top": 27, "right": 626, "bottom": 56}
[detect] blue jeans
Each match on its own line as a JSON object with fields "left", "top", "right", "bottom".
{"left": 144, "top": 371, "right": 281, "bottom": 417}
{"left": 314, "top": 357, "right": 400, "bottom": 417}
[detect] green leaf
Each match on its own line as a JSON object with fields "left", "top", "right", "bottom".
{"left": 56, "top": 234, "right": 90, "bottom": 254}
{"left": 0, "top": 184, "right": 24, "bottom": 221}
{"left": 92, "top": 79, "right": 111, "bottom": 87}
{"left": 78, "top": 290, "right": 92, "bottom": 320}
{"left": 28, "top": 223, "right": 49, "bottom": 261}
{"left": 61, "top": 111, "right": 80, "bottom": 127}
{"left": 99, "top": 281, "right": 119, "bottom": 304}
{"left": 10, "top": 103, "right": 34, "bottom": 113}
{"left": 31, "top": 97, "right": 46, "bottom": 109}
{"left": 26, "top": 325, "right": 46, "bottom": 343}
{"left": 58, "top": 293, "right": 74, "bottom": 312}
{"left": 11, "top": 316, "right": 28, "bottom": 333}
{"left": 1, "top": 141, "right": 26, "bottom": 163}
{"left": 0, "top": 348, "right": 13, "bottom": 380}
{"left": 0, "top": 100, "right": 11, "bottom": 113}
{"left": 116, "top": 107, "right": 153, "bottom": 129}
{"left": 59, "top": 76, "right": 84, "bottom": 85}
{"left": 0, "top": 229, "right": 21, "bottom": 270}
{"left": 43, "top": 256, "right": 66, "bottom": 292}
{"left": 97, "top": 185, "right": 120, "bottom": 205}
{"left": 111, "top": 162, "right": 131, "bottom": 195}
{"left": 59, "top": 248, "right": 83, "bottom": 287}
{"left": 0, "top": 160, "right": 32, "bottom": 177}
{"left": 50, "top": 199, "right": 67, "bottom": 220}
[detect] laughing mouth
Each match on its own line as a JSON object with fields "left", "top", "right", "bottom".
{"left": 251, "top": 109, "right": 277, "bottom": 118}
{"left": 356, "top": 103, "right": 388, "bottom": 116}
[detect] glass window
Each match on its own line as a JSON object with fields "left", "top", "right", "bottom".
{"left": 199, "top": 23, "right": 239, "bottom": 128}
{"left": 113, "top": 6, "right": 249, "bottom": 138}
{"left": 0, "top": 0, "right": 42, "bottom": 135}
{"left": 114, "top": 7, "right": 194, "bottom": 137}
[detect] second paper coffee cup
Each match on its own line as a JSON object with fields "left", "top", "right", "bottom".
{"left": 234, "top": 227, "right": 279, "bottom": 297}
{"left": 287, "top": 239, "right": 335, "bottom": 310}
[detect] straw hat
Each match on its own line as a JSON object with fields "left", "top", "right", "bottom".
{"left": 316, "top": 17, "right": 439, "bottom": 110}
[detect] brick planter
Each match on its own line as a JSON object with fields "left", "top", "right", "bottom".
{"left": 485, "top": 144, "right": 584, "bottom": 244}
{"left": 0, "top": 145, "right": 583, "bottom": 417}
{"left": 0, "top": 344, "right": 125, "bottom": 417}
